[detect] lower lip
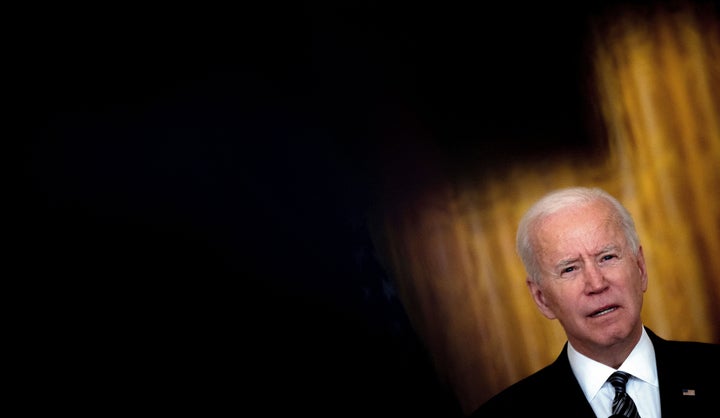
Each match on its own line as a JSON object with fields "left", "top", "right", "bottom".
{"left": 590, "top": 307, "right": 618, "bottom": 318}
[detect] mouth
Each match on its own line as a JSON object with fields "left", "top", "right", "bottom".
{"left": 589, "top": 305, "right": 619, "bottom": 318}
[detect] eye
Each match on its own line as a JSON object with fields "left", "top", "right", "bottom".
{"left": 600, "top": 254, "right": 616, "bottom": 262}
{"left": 562, "top": 266, "right": 576, "bottom": 274}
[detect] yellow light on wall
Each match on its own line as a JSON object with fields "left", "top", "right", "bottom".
{"left": 374, "top": 2, "right": 720, "bottom": 414}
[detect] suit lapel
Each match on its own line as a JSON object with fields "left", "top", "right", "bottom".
{"left": 647, "top": 328, "right": 706, "bottom": 418}
{"left": 549, "top": 345, "right": 598, "bottom": 418}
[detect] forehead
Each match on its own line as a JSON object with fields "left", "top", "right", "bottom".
{"left": 533, "top": 201, "right": 624, "bottom": 251}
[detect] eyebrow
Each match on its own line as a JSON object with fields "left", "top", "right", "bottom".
{"left": 596, "top": 244, "right": 621, "bottom": 256}
{"left": 553, "top": 245, "right": 622, "bottom": 271}
{"left": 555, "top": 258, "right": 579, "bottom": 271}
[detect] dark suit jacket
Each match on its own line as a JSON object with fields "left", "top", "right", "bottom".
{"left": 469, "top": 328, "right": 719, "bottom": 417}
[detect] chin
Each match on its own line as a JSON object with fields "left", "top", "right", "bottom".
{"left": 600, "top": 325, "right": 637, "bottom": 345}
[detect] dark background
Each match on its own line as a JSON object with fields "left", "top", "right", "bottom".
{"left": 18, "top": 2, "right": 625, "bottom": 415}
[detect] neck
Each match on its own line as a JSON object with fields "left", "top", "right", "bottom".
{"left": 571, "top": 326, "right": 644, "bottom": 368}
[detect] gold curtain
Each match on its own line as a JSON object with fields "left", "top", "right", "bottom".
{"left": 374, "top": 3, "right": 720, "bottom": 415}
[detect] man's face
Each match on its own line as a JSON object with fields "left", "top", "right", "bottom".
{"left": 526, "top": 200, "right": 648, "bottom": 357}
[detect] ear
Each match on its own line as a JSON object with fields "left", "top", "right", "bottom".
{"left": 637, "top": 245, "right": 648, "bottom": 292}
{"left": 527, "top": 276, "right": 557, "bottom": 320}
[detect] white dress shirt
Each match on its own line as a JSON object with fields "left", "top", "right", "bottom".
{"left": 567, "top": 327, "right": 661, "bottom": 418}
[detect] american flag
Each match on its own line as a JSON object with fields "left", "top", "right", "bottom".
{"left": 682, "top": 389, "right": 696, "bottom": 396}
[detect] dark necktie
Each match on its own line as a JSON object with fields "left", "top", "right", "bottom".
{"left": 607, "top": 371, "right": 641, "bottom": 418}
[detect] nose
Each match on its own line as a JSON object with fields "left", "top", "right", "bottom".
{"left": 584, "top": 264, "right": 608, "bottom": 294}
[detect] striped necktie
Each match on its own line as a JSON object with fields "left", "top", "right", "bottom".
{"left": 607, "top": 371, "right": 641, "bottom": 418}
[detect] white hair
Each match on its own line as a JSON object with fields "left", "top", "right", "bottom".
{"left": 516, "top": 187, "right": 640, "bottom": 282}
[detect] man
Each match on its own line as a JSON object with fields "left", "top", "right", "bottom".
{"left": 470, "top": 187, "right": 719, "bottom": 417}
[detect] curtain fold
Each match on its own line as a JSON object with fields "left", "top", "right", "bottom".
{"left": 375, "top": 3, "right": 720, "bottom": 414}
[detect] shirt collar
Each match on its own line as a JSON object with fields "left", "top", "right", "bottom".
{"left": 567, "top": 327, "right": 658, "bottom": 401}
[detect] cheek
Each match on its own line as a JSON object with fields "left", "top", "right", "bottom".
{"left": 544, "top": 285, "right": 576, "bottom": 311}
{"left": 555, "top": 283, "right": 587, "bottom": 312}
{"left": 625, "top": 265, "right": 647, "bottom": 292}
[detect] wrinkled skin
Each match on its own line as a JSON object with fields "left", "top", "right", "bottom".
{"left": 526, "top": 199, "right": 648, "bottom": 368}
